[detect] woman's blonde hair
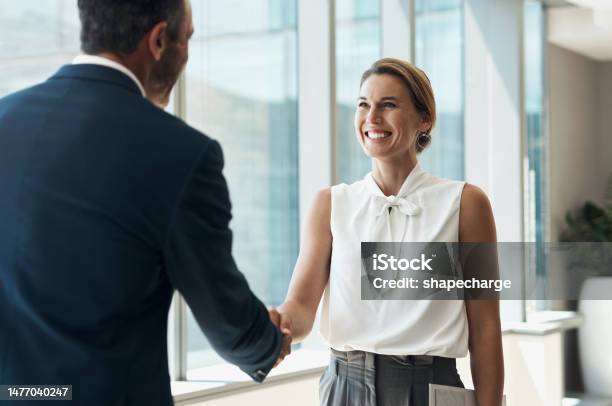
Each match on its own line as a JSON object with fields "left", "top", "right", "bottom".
{"left": 360, "top": 58, "right": 436, "bottom": 153}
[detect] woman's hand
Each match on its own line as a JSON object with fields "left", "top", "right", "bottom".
{"left": 268, "top": 307, "right": 293, "bottom": 367}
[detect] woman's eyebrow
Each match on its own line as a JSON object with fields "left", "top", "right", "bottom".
{"left": 357, "top": 96, "right": 399, "bottom": 101}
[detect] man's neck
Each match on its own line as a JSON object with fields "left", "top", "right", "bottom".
{"left": 94, "top": 52, "right": 149, "bottom": 94}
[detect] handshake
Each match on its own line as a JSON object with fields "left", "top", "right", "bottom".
{"left": 268, "top": 307, "right": 293, "bottom": 367}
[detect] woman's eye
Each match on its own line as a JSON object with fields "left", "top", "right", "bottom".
{"left": 383, "top": 102, "right": 396, "bottom": 108}
{"left": 358, "top": 102, "right": 369, "bottom": 108}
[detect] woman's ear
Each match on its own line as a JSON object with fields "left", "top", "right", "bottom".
{"left": 418, "top": 115, "right": 432, "bottom": 134}
{"left": 147, "top": 21, "right": 168, "bottom": 62}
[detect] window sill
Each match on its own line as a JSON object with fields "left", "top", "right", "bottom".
{"left": 501, "top": 310, "right": 583, "bottom": 336}
{"left": 171, "top": 349, "right": 328, "bottom": 404}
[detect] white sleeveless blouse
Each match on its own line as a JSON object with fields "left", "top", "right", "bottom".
{"left": 320, "top": 163, "right": 469, "bottom": 357}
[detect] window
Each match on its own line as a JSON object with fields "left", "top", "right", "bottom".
{"left": 183, "top": 0, "right": 299, "bottom": 375}
{"left": 0, "top": 0, "right": 79, "bottom": 97}
{"left": 335, "top": 0, "right": 381, "bottom": 184}
{"left": 523, "top": 0, "right": 547, "bottom": 311}
{"left": 524, "top": 0, "right": 546, "bottom": 244}
{"left": 415, "top": 0, "right": 464, "bottom": 180}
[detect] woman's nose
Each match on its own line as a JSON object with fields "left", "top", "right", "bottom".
{"left": 366, "top": 108, "right": 382, "bottom": 124}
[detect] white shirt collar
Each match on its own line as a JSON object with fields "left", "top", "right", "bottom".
{"left": 365, "top": 162, "right": 427, "bottom": 199}
{"left": 72, "top": 54, "right": 146, "bottom": 97}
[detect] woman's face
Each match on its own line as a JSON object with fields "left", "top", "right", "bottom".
{"left": 354, "top": 73, "right": 429, "bottom": 162}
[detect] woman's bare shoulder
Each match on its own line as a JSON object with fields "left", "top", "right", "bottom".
{"left": 459, "top": 183, "right": 496, "bottom": 242}
{"left": 314, "top": 187, "right": 331, "bottom": 202}
{"left": 461, "top": 183, "right": 491, "bottom": 211}
{"left": 306, "top": 187, "right": 332, "bottom": 230}
{"left": 312, "top": 187, "right": 331, "bottom": 211}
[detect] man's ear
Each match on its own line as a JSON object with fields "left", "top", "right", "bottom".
{"left": 147, "top": 21, "right": 168, "bottom": 61}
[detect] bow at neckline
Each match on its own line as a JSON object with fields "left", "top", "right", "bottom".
{"left": 372, "top": 194, "right": 422, "bottom": 217}
{"left": 364, "top": 163, "right": 426, "bottom": 241}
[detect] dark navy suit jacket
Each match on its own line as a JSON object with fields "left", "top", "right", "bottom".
{"left": 0, "top": 64, "right": 282, "bottom": 405}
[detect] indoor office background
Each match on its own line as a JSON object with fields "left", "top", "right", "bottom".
{"left": 1, "top": 0, "right": 611, "bottom": 405}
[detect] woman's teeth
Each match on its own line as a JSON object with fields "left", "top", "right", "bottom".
{"left": 366, "top": 131, "right": 390, "bottom": 139}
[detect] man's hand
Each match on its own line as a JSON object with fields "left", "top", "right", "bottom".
{"left": 268, "top": 307, "right": 292, "bottom": 367}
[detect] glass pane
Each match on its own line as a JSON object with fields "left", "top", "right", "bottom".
{"left": 184, "top": 0, "right": 298, "bottom": 374}
{"left": 415, "top": 0, "right": 464, "bottom": 180}
{"left": 335, "top": 0, "right": 381, "bottom": 184}
{"left": 523, "top": 1, "right": 547, "bottom": 312}
{"left": 0, "top": 0, "right": 80, "bottom": 97}
{"left": 524, "top": 0, "right": 545, "bottom": 244}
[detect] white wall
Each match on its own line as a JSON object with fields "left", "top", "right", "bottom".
{"left": 547, "top": 44, "right": 603, "bottom": 240}
{"left": 457, "top": 331, "right": 564, "bottom": 406}
{"left": 597, "top": 62, "right": 612, "bottom": 192}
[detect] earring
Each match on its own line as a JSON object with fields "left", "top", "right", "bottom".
{"left": 416, "top": 132, "right": 431, "bottom": 149}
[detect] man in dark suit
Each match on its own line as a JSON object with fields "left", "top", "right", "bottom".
{"left": 0, "top": 0, "right": 290, "bottom": 404}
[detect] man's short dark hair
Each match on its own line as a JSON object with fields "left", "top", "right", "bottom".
{"left": 78, "top": 0, "right": 184, "bottom": 55}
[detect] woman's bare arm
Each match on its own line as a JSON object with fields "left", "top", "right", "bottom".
{"left": 277, "top": 188, "right": 332, "bottom": 342}
{"left": 460, "top": 184, "right": 504, "bottom": 406}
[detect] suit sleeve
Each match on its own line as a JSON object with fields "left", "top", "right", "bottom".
{"left": 163, "top": 139, "right": 282, "bottom": 382}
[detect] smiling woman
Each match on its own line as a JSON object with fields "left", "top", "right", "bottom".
{"left": 278, "top": 58, "right": 504, "bottom": 406}
{"left": 354, "top": 59, "right": 436, "bottom": 171}
{"left": 352, "top": 59, "right": 436, "bottom": 195}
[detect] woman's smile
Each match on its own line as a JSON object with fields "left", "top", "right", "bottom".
{"left": 365, "top": 130, "right": 392, "bottom": 141}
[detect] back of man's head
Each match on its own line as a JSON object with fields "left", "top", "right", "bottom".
{"left": 78, "top": 0, "right": 184, "bottom": 56}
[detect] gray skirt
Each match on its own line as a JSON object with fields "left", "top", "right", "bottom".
{"left": 319, "top": 349, "right": 464, "bottom": 406}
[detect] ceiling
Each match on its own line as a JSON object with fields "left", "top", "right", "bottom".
{"left": 547, "top": 1, "right": 612, "bottom": 61}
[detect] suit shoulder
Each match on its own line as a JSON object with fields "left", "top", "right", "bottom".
{"left": 0, "top": 83, "right": 48, "bottom": 111}
{"left": 143, "top": 103, "right": 212, "bottom": 140}
{"left": 129, "top": 101, "right": 218, "bottom": 156}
